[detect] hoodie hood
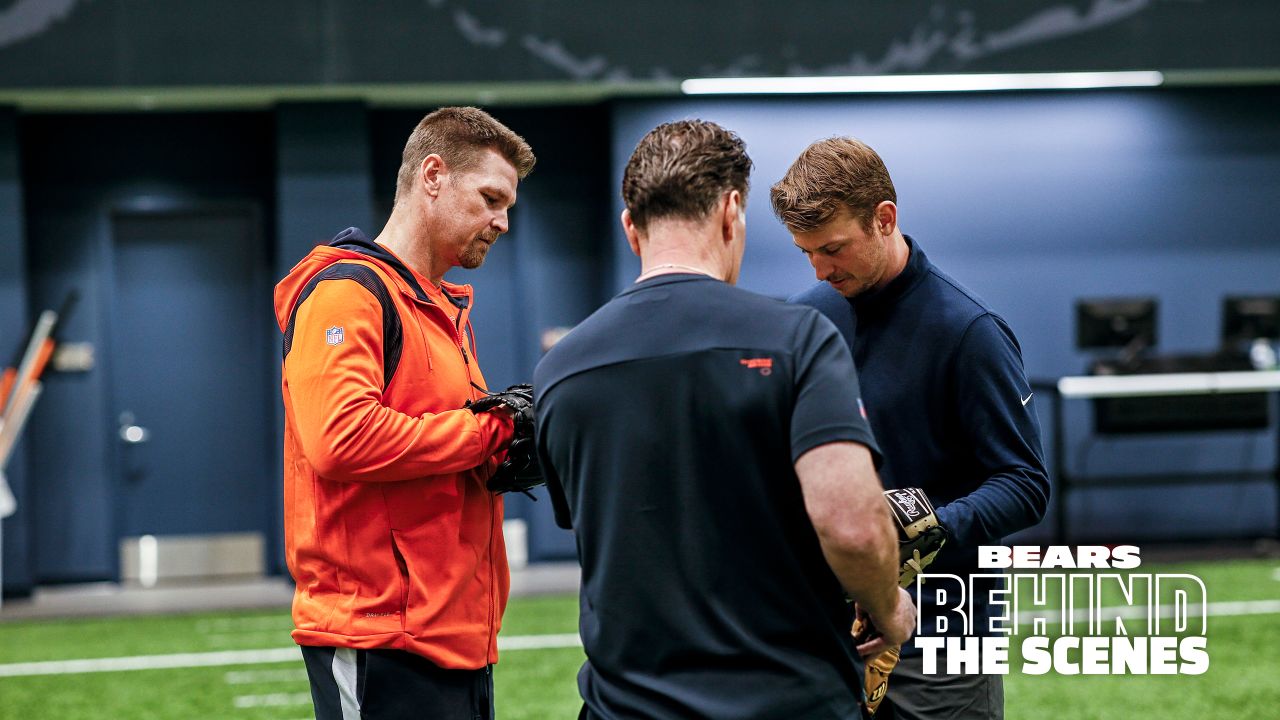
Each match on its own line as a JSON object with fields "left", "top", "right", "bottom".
{"left": 274, "top": 227, "right": 470, "bottom": 331}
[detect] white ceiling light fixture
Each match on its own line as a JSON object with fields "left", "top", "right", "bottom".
{"left": 680, "top": 71, "right": 1165, "bottom": 95}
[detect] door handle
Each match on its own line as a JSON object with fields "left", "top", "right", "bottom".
{"left": 118, "top": 411, "right": 150, "bottom": 444}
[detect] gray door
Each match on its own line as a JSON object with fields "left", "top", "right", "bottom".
{"left": 109, "top": 210, "right": 274, "bottom": 578}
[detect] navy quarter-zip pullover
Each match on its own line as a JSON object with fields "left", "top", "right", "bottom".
{"left": 792, "top": 236, "right": 1049, "bottom": 648}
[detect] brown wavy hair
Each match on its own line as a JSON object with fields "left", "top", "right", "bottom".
{"left": 622, "top": 119, "right": 753, "bottom": 231}
{"left": 770, "top": 137, "right": 896, "bottom": 233}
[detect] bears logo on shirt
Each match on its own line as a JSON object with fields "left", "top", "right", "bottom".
{"left": 739, "top": 357, "right": 773, "bottom": 376}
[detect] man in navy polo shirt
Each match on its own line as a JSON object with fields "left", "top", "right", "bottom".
{"left": 534, "top": 120, "right": 916, "bottom": 720}
{"left": 772, "top": 137, "right": 1050, "bottom": 719}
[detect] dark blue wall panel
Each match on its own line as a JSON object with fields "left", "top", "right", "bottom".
{"left": 22, "top": 113, "right": 276, "bottom": 584}
{"left": 276, "top": 103, "right": 374, "bottom": 268}
{"left": 13, "top": 87, "right": 1276, "bottom": 585}
{"left": 611, "top": 87, "right": 1280, "bottom": 543}
{"left": 274, "top": 103, "right": 375, "bottom": 573}
{"left": 0, "top": 107, "right": 31, "bottom": 595}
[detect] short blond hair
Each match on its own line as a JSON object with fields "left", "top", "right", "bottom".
{"left": 770, "top": 137, "right": 896, "bottom": 232}
{"left": 395, "top": 107, "right": 536, "bottom": 205}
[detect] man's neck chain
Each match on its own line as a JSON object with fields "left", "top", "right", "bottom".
{"left": 635, "top": 263, "right": 717, "bottom": 282}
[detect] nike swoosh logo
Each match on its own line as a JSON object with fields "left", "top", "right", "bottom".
{"left": 1021, "top": 393, "right": 1034, "bottom": 406}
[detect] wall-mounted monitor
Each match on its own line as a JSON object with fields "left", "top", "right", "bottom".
{"left": 1075, "top": 297, "right": 1158, "bottom": 351}
{"left": 1222, "top": 295, "right": 1280, "bottom": 346}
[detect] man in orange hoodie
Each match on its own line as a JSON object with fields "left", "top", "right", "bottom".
{"left": 274, "top": 107, "right": 535, "bottom": 720}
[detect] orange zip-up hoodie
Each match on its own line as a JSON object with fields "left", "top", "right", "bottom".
{"left": 274, "top": 227, "right": 513, "bottom": 669}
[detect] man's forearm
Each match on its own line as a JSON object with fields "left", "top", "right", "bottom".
{"left": 796, "top": 442, "right": 902, "bottom": 620}
{"left": 935, "top": 467, "right": 1049, "bottom": 548}
{"left": 818, "top": 513, "right": 900, "bottom": 620}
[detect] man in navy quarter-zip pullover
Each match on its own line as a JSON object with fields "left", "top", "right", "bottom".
{"left": 772, "top": 137, "right": 1050, "bottom": 720}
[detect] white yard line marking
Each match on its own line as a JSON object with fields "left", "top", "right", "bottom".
{"left": 9, "top": 601, "right": 1277, "bottom": 681}
{"left": 1271, "top": 567, "right": 1280, "bottom": 582}
{"left": 498, "top": 632, "right": 582, "bottom": 650}
{"left": 232, "top": 692, "right": 312, "bottom": 708}
{"left": 0, "top": 633, "right": 583, "bottom": 678}
{"left": 0, "top": 648, "right": 302, "bottom": 678}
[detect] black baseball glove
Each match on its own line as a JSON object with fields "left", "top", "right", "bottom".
{"left": 467, "top": 383, "right": 543, "bottom": 496}
{"left": 882, "top": 487, "right": 949, "bottom": 588}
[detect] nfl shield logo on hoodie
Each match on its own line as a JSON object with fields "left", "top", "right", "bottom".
{"left": 325, "top": 326, "right": 344, "bottom": 346}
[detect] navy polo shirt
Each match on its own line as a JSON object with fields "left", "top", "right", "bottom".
{"left": 535, "top": 273, "right": 880, "bottom": 720}
{"left": 791, "top": 237, "right": 1050, "bottom": 649}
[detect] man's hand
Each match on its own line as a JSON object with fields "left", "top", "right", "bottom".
{"left": 854, "top": 588, "right": 916, "bottom": 658}
{"left": 467, "top": 383, "right": 534, "bottom": 424}
{"left": 467, "top": 383, "right": 543, "bottom": 494}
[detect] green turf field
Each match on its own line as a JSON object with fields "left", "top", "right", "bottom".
{"left": 1, "top": 559, "right": 1277, "bottom": 719}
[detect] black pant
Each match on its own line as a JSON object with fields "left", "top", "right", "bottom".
{"left": 301, "top": 645, "right": 494, "bottom": 720}
{"left": 877, "top": 651, "right": 1003, "bottom": 720}
{"left": 580, "top": 700, "right": 872, "bottom": 720}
